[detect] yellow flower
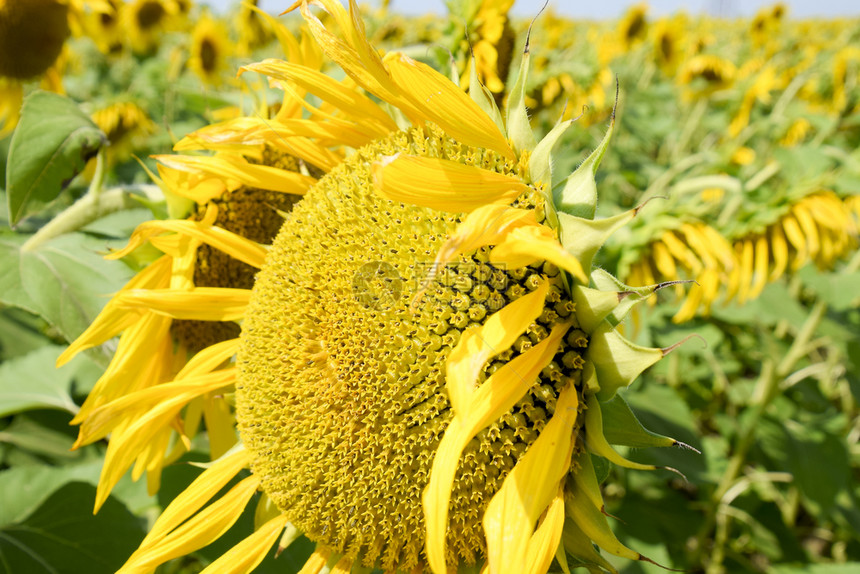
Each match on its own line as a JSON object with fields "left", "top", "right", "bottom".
{"left": 125, "top": 0, "right": 174, "bottom": 54}
{"left": 628, "top": 192, "right": 858, "bottom": 323}
{"left": 460, "top": 0, "right": 516, "bottom": 100}
{"left": 0, "top": 0, "right": 70, "bottom": 135}
{"left": 90, "top": 99, "right": 156, "bottom": 165}
{"left": 83, "top": 0, "right": 124, "bottom": 55}
{"left": 618, "top": 2, "right": 648, "bottom": 51}
{"left": 63, "top": 1, "right": 690, "bottom": 573}
{"left": 678, "top": 54, "right": 736, "bottom": 100}
{"left": 188, "top": 13, "right": 231, "bottom": 86}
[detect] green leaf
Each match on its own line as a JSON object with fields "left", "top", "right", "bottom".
{"left": 0, "top": 346, "right": 78, "bottom": 417}
{"left": 797, "top": 266, "right": 860, "bottom": 311}
{"left": 0, "top": 416, "right": 78, "bottom": 461}
{"left": 0, "top": 232, "right": 133, "bottom": 345}
{"left": 601, "top": 394, "right": 675, "bottom": 448}
{"left": 0, "top": 462, "right": 101, "bottom": 526}
{"left": 6, "top": 91, "right": 105, "bottom": 224}
{"left": 0, "top": 481, "right": 145, "bottom": 574}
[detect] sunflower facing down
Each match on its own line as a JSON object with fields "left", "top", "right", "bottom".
{"left": 62, "top": 1, "right": 693, "bottom": 573}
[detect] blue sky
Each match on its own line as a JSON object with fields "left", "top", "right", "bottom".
{"left": 201, "top": 0, "right": 859, "bottom": 18}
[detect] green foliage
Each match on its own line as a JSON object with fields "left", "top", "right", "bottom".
{"left": 5, "top": 92, "right": 105, "bottom": 225}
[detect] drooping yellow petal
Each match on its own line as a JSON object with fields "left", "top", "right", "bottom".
{"left": 113, "top": 288, "right": 250, "bottom": 321}
{"left": 446, "top": 280, "right": 548, "bottom": 413}
{"left": 749, "top": 235, "right": 770, "bottom": 299}
{"left": 781, "top": 214, "right": 808, "bottom": 270}
{"left": 329, "top": 556, "right": 355, "bottom": 574}
{"left": 483, "top": 383, "right": 579, "bottom": 574}
{"left": 119, "top": 476, "right": 260, "bottom": 574}
{"left": 651, "top": 241, "right": 679, "bottom": 282}
{"left": 154, "top": 154, "right": 317, "bottom": 196}
{"left": 736, "top": 239, "right": 754, "bottom": 305}
{"left": 76, "top": 369, "right": 237, "bottom": 448}
{"left": 93, "top": 372, "right": 238, "bottom": 511}
{"left": 792, "top": 203, "right": 820, "bottom": 260}
{"left": 769, "top": 224, "right": 789, "bottom": 281}
{"left": 141, "top": 449, "right": 250, "bottom": 547}
{"left": 424, "top": 323, "right": 570, "bottom": 574}
{"left": 372, "top": 154, "right": 529, "bottom": 213}
{"left": 107, "top": 219, "right": 269, "bottom": 269}
{"left": 524, "top": 488, "right": 566, "bottom": 574}
{"left": 204, "top": 393, "right": 238, "bottom": 459}
{"left": 490, "top": 225, "right": 588, "bottom": 284}
{"left": 199, "top": 514, "right": 289, "bottom": 574}
{"left": 56, "top": 256, "right": 172, "bottom": 366}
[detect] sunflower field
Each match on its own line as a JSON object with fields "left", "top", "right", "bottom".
{"left": 1, "top": 0, "right": 858, "bottom": 573}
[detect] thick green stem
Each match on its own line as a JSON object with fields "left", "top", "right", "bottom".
{"left": 693, "top": 300, "right": 827, "bottom": 571}
{"left": 20, "top": 187, "right": 142, "bottom": 252}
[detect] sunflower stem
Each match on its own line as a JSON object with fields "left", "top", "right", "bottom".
{"left": 693, "top": 299, "right": 826, "bottom": 572}
{"left": 89, "top": 147, "right": 108, "bottom": 199}
{"left": 20, "top": 187, "right": 145, "bottom": 252}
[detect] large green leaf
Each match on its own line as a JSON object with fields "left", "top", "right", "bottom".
{"left": 0, "top": 346, "right": 78, "bottom": 416}
{"left": 0, "top": 232, "right": 133, "bottom": 346}
{"left": 6, "top": 91, "right": 105, "bottom": 224}
{"left": 0, "top": 482, "right": 145, "bottom": 574}
{"left": 0, "top": 462, "right": 101, "bottom": 526}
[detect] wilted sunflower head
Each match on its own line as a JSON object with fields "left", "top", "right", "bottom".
{"left": 64, "top": 1, "right": 693, "bottom": 573}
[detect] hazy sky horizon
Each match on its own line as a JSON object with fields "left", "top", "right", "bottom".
{"left": 200, "top": 0, "right": 859, "bottom": 19}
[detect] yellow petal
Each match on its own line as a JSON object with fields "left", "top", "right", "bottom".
{"left": 748, "top": 235, "right": 770, "bottom": 299}
{"left": 446, "top": 280, "right": 549, "bottom": 414}
{"left": 154, "top": 154, "right": 317, "bottom": 196}
{"left": 384, "top": 52, "right": 514, "bottom": 159}
{"left": 424, "top": 323, "right": 570, "bottom": 574}
{"left": 241, "top": 59, "right": 396, "bottom": 134}
{"left": 120, "top": 476, "right": 259, "bottom": 573}
{"left": 107, "top": 219, "right": 269, "bottom": 269}
{"left": 114, "top": 287, "right": 250, "bottom": 321}
{"left": 525, "top": 488, "right": 566, "bottom": 574}
{"left": 419, "top": 205, "right": 536, "bottom": 298}
{"left": 297, "top": 546, "right": 332, "bottom": 574}
{"left": 736, "top": 239, "right": 754, "bottom": 305}
{"left": 141, "top": 449, "right": 250, "bottom": 547}
{"left": 56, "top": 256, "right": 172, "bottom": 367}
{"left": 372, "top": 154, "right": 529, "bottom": 213}
{"left": 175, "top": 338, "right": 240, "bottom": 379}
{"left": 490, "top": 226, "right": 588, "bottom": 284}
{"left": 483, "top": 383, "right": 579, "bottom": 574}
{"left": 76, "top": 369, "right": 236, "bottom": 447}
{"left": 651, "top": 241, "right": 679, "bottom": 282}
{"left": 781, "top": 214, "right": 808, "bottom": 270}
{"left": 792, "top": 203, "right": 820, "bottom": 260}
{"left": 199, "top": 514, "right": 289, "bottom": 574}
{"left": 769, "top": 224, "right": 789, "bottom": 281}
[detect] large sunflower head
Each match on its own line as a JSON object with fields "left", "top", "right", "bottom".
{"left": 125, "top": 0, "right": 174, "bottom": 54}
{"left": 63, "top": 2, "right": 692, "bottom": 573}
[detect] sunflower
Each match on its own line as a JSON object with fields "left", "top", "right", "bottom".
{"left": 459, "top": 0, "right": 516, "bottom": 104}
{"left": 125, "top": 0, "right": 174, "bottom": 54}
{"left": 626, "top": 191, "right": 858, "bottom": 323}
{"left": 0, "top": 0, "right": 71, "bottom": 135}
{"left": 237, "top": 0, "right": 273, "bottom": 57}
{"left": 90, "top": 99, "right": 156, "bottom": 165}
{"left": 63, "top": 1, "right": 690, "bottom": 573}
{"left": 188, "top": 13, "right": 231, "bottom": 86}
{"left": 84, "top": 0, "right": 124, "bottom": 55}
{"left": 617, "top": 2, "right": 648, "bottom": 51}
